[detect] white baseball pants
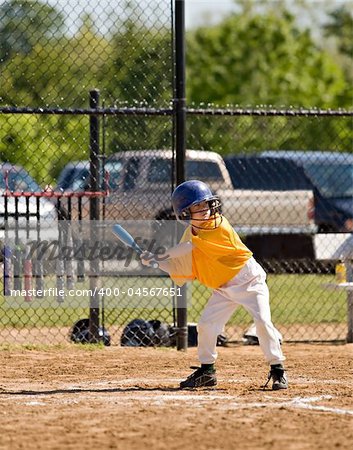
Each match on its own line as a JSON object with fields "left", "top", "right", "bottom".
{"left": 197, "top": 257, "right": 285, "bottom": 366}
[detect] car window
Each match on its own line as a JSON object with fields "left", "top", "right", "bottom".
{"left": 186, "top": 161, "right": 223, "bottom": 181}
{"left": 147, "top": 159, "right": 224, "bottom": 183}
{"left": 57, "top": 167, "right": 76, "bottom": 189}
{"left": 124, "top": 158, "right": 139, "bottom": 190}
{"left": 304, "top": 163, "right": 353, "bottom": 198}
{"left": 147, "top": 159, "right": 171, "bottom": 183}
{"left": 57, "top": 166, "right": 90, "bottom": 191}
{"left": 225, "top": 158, "right": 312, "bottom": 191}
{"left": 57, "top": 162, "right": 124, "bottom": 192}
{"left": 0, "top": 170, "right": 41, "bottom": 192}
{"left": 71, "top": 174, "right": 89, "bottom": 191}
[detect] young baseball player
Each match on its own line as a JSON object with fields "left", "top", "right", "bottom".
{"left": 141, "top": 180, "right": 288, "bottom": 390}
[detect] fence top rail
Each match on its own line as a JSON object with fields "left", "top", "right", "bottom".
{"left": 0, "top": 106, "right": 174, "bottom": 116}
{"left": 0, "top": 106, "right": 352, "bottom": 117}
{"left": 187, "top": 107, "right": 353, "bottom": 117}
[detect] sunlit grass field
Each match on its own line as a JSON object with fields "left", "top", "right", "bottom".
{"left": 0, "top": 273, "right": 347, "bottom": 327}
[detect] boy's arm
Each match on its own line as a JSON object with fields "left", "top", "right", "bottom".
{"left": 155, "top": 259, "right": 172, "bottom": 274}
{"left": 163, "top": 241, "right": 194, "bottom": 259}
{"left": 140, "top": 241, "right": 193, "bottom": 274}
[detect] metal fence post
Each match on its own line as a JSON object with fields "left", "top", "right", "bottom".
{"left": 89, "top": 89, "right": 101, "bottom": 343}
{"left": 174, "top": 0, "right": 187, "bottom": 351}
{"left": 346, "top": 261, "right": 353, "bottom": 343}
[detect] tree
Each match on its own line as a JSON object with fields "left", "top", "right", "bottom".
{"left": 322, "top": 5, "right": 353, "bottom": 106}
{"left": 0, "top": 114, "right": 90, "bottom": 185}
{"left": 101, "top": 21, "right": 174, "bottom": 152}
{"left": 0, "top": 13, "right": 115, "bottom": 182}
{"left": 0, "top": 13, "right": 113, "bottom": 108}
{"left": 323, "top": 5, "right": 353, "bottom": 58}
{"left": 186, "top": 10, "right": 347, "bottom": 109}
{"left": 185, "top": 8, "right": 351, "bottom": 154}
{"left": 0, "top": 0, "right": 65, "bottom": 64}
{"left": 106, "top": 21, "right": 173, "bottom": 106}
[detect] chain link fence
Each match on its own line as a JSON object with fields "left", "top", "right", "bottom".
{"left": 0, "top": 0, "right": 352, "bottom": 346}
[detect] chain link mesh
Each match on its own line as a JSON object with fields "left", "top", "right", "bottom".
{"left": 0, "top": 0, "right": 352, "bottom": 346}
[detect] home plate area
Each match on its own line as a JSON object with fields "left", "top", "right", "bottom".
{"left": 4, "top": 385, "right": 353, "bottom": 416}
{"left": 0, "top": 344, "right": 352, "bottom": 450}
{"left": 3, "top": 378, "right": 353, "bottom": 415}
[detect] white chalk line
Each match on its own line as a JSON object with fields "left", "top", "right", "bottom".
{"left": 249, "top": 395, "right": 353, "bottom": 416}
{"left": 134, "top": 394, "right": 353, "bottom": 416}
{"left": 2, "top": 385, "right": 353, "bottom": 416}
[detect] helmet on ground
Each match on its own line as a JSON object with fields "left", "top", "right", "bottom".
{"left": 171, "top": 180, "right": 221, "bottom": 225}
{"left": 148, "top": 320, "right": 171, "bottom": 347}
{"left": 70, "top": 318, "right": 111, "bottom": 346}
{"left": 120, "top": 319, "right": 171, "bottom": 347}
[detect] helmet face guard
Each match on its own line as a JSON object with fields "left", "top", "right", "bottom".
{"left": 172, "top": 180, "right": 222, "bottom": 229}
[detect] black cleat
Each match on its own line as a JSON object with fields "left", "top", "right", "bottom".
{"left": 263, "top": 364, "right": 288, "bottom": 390}
{"left": 180, "top": 366, "right": 217, "bottom": 389}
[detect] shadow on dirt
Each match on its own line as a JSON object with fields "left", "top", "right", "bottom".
{"left": 0, "top": 386, "right": 226, "bottom": 395}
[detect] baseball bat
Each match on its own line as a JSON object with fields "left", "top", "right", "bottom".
{"left": 112, "top": 224, "right": 159, "bottom": 269}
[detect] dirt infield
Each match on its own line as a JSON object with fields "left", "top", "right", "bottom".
{"left": 0, "top": 344, "right": 352, "bottom": 450}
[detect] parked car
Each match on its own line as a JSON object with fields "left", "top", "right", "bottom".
{"left": 223, "top": 155, "right": 316, "bottom": 234}
{"left": 56, "top": 150, "right": 315, "bottom": 235}
{"left": 261, "top": 151, "right": 353, "bottom": 232}
{"left": 0, "top": 163, "right": 57, "bottom": 229}
{"left": 56, "top": 160, "right": 123, "bottom": 193}
{"left": 55, "top": 150, "right": 232, "bottom": 220}
{"left": 224, "top": 156, "right": 313, "bottom": 192}
{"left": 56, "top": 161, "right": 90, "bottom": 192}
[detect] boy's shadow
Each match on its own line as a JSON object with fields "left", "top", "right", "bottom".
{"left": 0, "top": 386, "right": 182, "bottom": 396}
{"left": 0, "top": 384, "right": 226, "bottom": 396}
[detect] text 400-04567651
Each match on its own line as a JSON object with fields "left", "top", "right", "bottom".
{"left": 99, "top": 287, "right": 183, "bottom": 297}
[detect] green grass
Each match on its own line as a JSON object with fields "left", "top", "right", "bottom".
{"left": 188, "top": 273, "right": 346, "bottom": 325}
{"left": 0, "top": 343, "right": 105, "bottom": 351}
{"left": 267, "top": 273, "right": 347, "bottom": 324}
{"left": 0, "top": 273, "right": 347, "bottom": 328}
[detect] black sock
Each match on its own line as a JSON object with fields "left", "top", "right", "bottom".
{"left": 201, "top": 363, "right": 215, "bottom": 371}
{"left": 271, "top": 364, "right": 284, "bottom": 370}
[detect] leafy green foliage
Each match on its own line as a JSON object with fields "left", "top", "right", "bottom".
{"left": 324, "top": 5, "right": 353, "bottom": 59}
{"left": 323, "top": 5, "right": 353, "bottom": 107}
{"left": 0, "top": 0, "right": 351, "bottom": 183}
{"left": 186, "top": 11, "right": 347, "bottom": 109}
{"left": 106, "top": 21, "right": 172, "bottom": 105}
{"left": 0, "top": 0, "right": 65, "bottom": 64}
{"left": 0, "top": 114, "right": 89, "bottom": 184}
{"left": 100, "top": 21, "right": 173, "bottom": 152}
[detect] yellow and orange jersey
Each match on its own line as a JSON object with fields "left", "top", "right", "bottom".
{"left": 170, "top": 216, "right": 252, "bottom": 289}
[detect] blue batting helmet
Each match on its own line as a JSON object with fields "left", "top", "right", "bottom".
{"left": 171, "top": 180, "right": 221, "bottom": 224}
